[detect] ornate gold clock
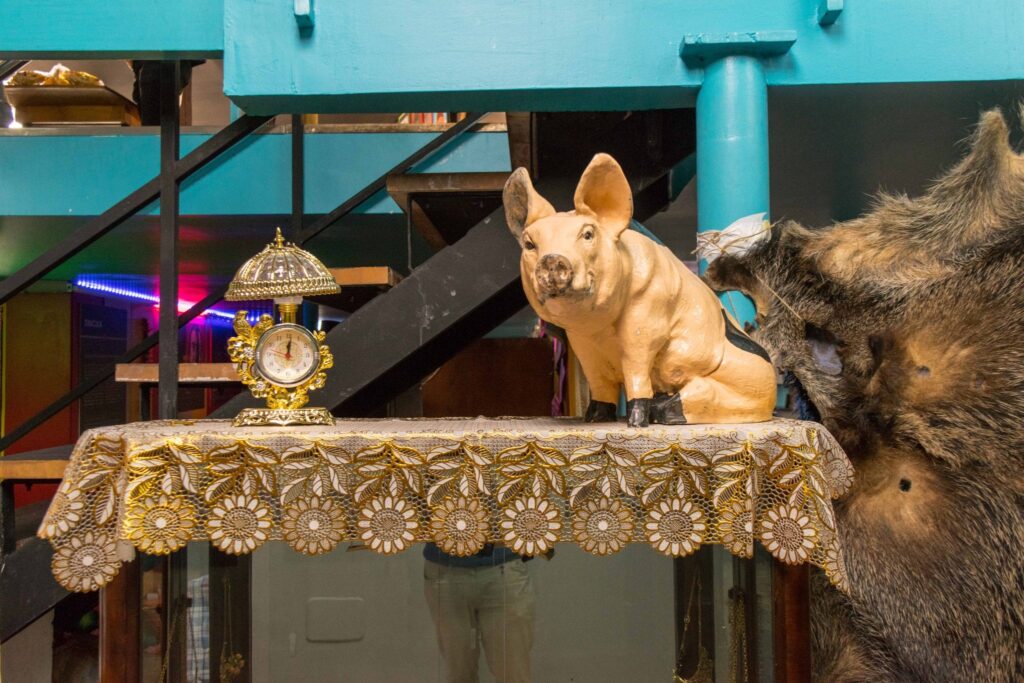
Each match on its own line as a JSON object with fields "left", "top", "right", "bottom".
{"left": 225, "top": 229, "right": 341, "bottom": 426}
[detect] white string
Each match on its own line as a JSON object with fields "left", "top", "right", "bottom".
{"left": 693, "top": 222, "right": 775, "bottom": 263}
{"left": 695, "top": 222, "right": 805, "bottom": 322}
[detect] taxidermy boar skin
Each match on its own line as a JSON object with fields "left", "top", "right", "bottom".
{"left": 704, "top": 109, "right": 1024, "bottom": 682}
{"left": 503, "top": 153, "right": 776, "bottom": 428}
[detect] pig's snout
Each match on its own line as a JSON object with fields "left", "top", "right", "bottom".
{"left": 535, "top": 254, "right": 574, "bottom": 295}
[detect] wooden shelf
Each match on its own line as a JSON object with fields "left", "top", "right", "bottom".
{"left": 112, "top": 268, "right": 401, "bottom": 388}
{"left": 0, "top": 445, "right": 72, "bottom": 481}
{"left": 329, "top": 266, "right": 402, "bottom": 288}
{"left": 310, "top": 266, "right": 402, "bottom": 311}
{"left": 114, "top": 362, "right": 238, "bottom": 384}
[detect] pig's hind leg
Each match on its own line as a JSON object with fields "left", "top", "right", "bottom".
{"left": 649, "top": 376, "right": 765, "bottom": 424}
{"left": 650, "top": 392, "right": 687, "bottom": 424}
{"left": 674, "top": 378, "right": 721, "bottom": 424}
{"left": 661, "top": 375, "right": 757, "bottom": 424}
{"left": 677, "top": 348, "right": 776, "bottom": 423}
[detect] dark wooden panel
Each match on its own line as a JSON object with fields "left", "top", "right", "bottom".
{"left": 421, "top": 338, "right": 554, "bottom": 417}
{"left": 772, "top": 562, "right": 811, "bottom": 683}
{"left": 99, "top": 557, "right": 141, "bottom": 682}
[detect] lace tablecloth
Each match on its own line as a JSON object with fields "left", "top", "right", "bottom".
{"left": 39, "top": 417, "right": 853, "bottom": 592}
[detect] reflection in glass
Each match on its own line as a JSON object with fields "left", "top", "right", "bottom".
{"left": 423, "top": 543, "right": 536, "bottom": 682}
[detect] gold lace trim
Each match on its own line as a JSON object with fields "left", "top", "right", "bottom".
{"left": 39, "top": 418, "right": 852, "bottom": 593}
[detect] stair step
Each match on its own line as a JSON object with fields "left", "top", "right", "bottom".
{"left": 386, "top": 172, "right": 509, "bottom": 248}
{"left": 114, "top": 362, "right": 238, "bottom": 384}
{"left": 0, "top": 445, "right": 72, "bottom": 481}
{"left": 310, "top": 266, "right": 402, "bottom": 312}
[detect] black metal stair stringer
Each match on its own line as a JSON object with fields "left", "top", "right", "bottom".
{"left": 1, "top": 538, "right": 68, "bottom": 643}
{"left": 212, "top": 204, "right": 526, "bottom": 417}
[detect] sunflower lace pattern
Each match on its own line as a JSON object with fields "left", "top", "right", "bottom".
{"left": 39, "top": 418, "right": 853, "bottom": 592}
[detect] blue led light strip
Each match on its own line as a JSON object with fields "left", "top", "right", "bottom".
{"left": 73, "top": 277, "right": 239, "bottom": 320}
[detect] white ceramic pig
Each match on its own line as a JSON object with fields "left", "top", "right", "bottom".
{"left": 503, "top": 153, "right": 777, "bottom": 427}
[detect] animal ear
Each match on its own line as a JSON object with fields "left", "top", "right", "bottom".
{"left": 503, "top": 167, "right": 555, "bottom": 245}
{"left": 924, "top": 108, "right": 1017, "bottom": 212}
{"left": 574, "top": 153, "right": 633, "bottom": 237}
{"left": 703, "top": 256, "right": 771, "bottom": 315}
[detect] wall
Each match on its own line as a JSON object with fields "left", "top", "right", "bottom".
{"left": 1, "top": 293, "right": 74, "bottom": 457}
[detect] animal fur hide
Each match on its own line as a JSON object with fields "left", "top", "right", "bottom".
{"left": 703, "top": 108, "right": 1024, "bottom": 682}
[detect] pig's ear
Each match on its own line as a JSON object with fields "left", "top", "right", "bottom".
{"left": 503, "top": 167, "right": 555, "bottom": 244}
{"left": 574, "top": 153, "right": 633, "bottom": 238}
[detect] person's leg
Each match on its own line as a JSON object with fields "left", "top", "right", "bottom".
{"left": 477, "top": 562, "right": 535, "bottom": 683}
{"left": 424, "top": 561, "right": 481, "bottom": 683}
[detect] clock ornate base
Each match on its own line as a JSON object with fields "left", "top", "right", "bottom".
{"left": 232, "top": 407, "right": 334, "bottom": 427}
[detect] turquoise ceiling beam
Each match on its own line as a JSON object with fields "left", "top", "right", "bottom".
{"left": 224, "top": 0, "right": 1024, "bottom": 113}
{"left": 2, "top": 1, "right": 1022, "bottom": 110}
{"left": 0, "top": 129, "right": 509, "bottom": 216}
{"left": 0, "top": 0, "right": 223, "bottom": 59}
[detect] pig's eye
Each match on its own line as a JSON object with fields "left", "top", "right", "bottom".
{"left": 524, "top": 239, "right": 536, "bottom": 251}
{"left": 582, "top": 229, "right": 594, "bottom": 241}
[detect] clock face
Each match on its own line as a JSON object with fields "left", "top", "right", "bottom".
{"left": 254, "top": 324, "right": 320, "bottom": 388}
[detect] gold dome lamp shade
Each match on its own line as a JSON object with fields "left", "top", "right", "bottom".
{"left": 225, "top": 227, "right": 340, "bottom": 323}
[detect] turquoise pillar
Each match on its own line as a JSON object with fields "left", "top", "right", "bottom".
{"left": 696, "top": 55, "right": 767, "bottom": 325}
{"left": 685, "top": 30, "right": 794, "bottom": 326}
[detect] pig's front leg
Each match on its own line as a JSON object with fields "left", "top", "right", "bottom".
{"left": 570, "top": 333, "right": 621, "bottom": 423}
{"left": 584, "top": 399, "right": 617, "bottom": 423}
{"left": 621, "top": 351, "right": 655, "bottom": 428}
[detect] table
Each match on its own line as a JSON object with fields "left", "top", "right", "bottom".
{"left": 38, "top": 417, "right": 852, "bottom": 595}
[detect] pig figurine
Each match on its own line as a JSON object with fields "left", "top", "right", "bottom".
{"left": 503, "top": 153, "right": 777, "bottom": 427}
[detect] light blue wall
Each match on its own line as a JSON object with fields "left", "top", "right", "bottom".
{"left": 0, "top": 130, "right": 510, "bottom": 216}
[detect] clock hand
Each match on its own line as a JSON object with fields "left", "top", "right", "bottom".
{"left": 286, "top": 340, "right": 292, "bottom": 360}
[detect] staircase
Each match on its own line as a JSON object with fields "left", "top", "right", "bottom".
{"left": 213, "top": 109, "right": 696, "bottom": 417}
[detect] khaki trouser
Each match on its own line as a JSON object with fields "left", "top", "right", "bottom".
{"left": 423, "top": 560, "right": 535, "bottom": 683}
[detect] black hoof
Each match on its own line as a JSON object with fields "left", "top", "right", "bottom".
{"left": 584, "top": 399, "right": 617, "bottom": 423}
{"left": 650, "top": 392, "right": 687, "bottom": 425}
{"left": 626, "top": 398, "right": 650, "bottom": 428}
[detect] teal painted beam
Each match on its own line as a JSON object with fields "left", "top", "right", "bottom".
{"left": 0, "top": 0, "right": 223, "bottom": 59}
{"left": 696, "top": 55, "right": 768, "bottom": 325}
{"left": 225, "top": 0, "right": 1024, "bottom": 113}
{"left": 0, "top": 130, "right": 509, "bottom": 216}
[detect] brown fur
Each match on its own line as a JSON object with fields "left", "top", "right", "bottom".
{"left": 704, "top": 109, "right": 1024, "bottom": 681}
